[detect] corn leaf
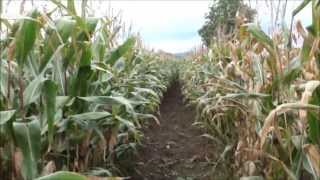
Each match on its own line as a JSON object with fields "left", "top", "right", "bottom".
{"left": 106, "top": 37, "right": 136, "bottom": 66}
{"left": 40, "top": 18, "right": 75, "bottom": 71}
{"left": 15, "top": 10, "right": 40, "bottom": 68}
{"left": 43, "top": 80, "right": 57, "bottom": 145}
{"left": 13, "top": 119, "right": 41, "bottom": 180}
{"left": 307, "top": 85, "right": 320, "bottom": 145}
{"left": 245, "top": 24, "right": 274, "bottom": 53}
{"left": 0, "top": 110, "right": 16, "bottom": 125}
{"left": 78, "top": 96, "right": 135, "bottom": 113}
{"left": 23, "top": 75, "right": 46, "bottom": 107}
{"left": 36, "top": 171, "right": 86, "bottom": 180}
{"left": 69, "top": 112, "right": 111, "bottom": 121}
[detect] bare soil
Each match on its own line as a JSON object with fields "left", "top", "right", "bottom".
{"left": 131, "top": 82, "right": 221, "bottom": 180}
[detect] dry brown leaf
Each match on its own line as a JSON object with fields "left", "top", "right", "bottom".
{"left": 14, "top": 149, "right": 23, "bottom": 178}
{"left": 259, "top": 103, "right": 320, "bottom": 149}
{"left": 296, "top": 21, "right": 307, "bottom": 39}
{"left": 254, "top": 42, "right": 264, "bottom": 54}
{"left": 41, "top": 161, "right": 56, "bottom": 176}
{"left": 303, "top": 144, "right": 320, "bottom": 177}
{"left": 108, "top": 128, "right": 118, "bottom": 152}
{"left": 309, "top": 38, "right": 320, "bottom": 59}
{"left": 299, "top": 81, "right": 320, "bottom": 129}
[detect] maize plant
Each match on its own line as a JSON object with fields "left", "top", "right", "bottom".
{"left": 0, "top": 0, "right": 176, "bottom": 179}
{"left": 179, "top": 0, "right": 320, "bottom": 179}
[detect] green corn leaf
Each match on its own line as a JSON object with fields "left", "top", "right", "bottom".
{"left": 43, "top": 80, "right": 57, "bottom": 145}
{"left": 24, "top": 44, "right": 64, "bottom": 106}
{"left": 56, "top": 17, "right": 76, "bottom": 43}
{"left": 40, "top": 18, "right": 75, "bottom": 71}
{"left": 78, "top": 96, "right": 135, "bottom": 113}
{"left": 13, "top": 119, "right": 41, "bottom": 180}
{"left": 56, "top": 96, "right": 73, "bottom": 110}
{"left": 292, "top": 0, "right": 311, "bottom": 17}
{"left": 106, "top": 37, "right": 136, "bottom": 66}
{"left": 307, "top": 85, "right": 320, "bottom": 145}
{"left": 70, "top": 66, "right": 92, "bottom": 97}
{"left": 115, "top": 115, "right": 135, "bottom": 128}
{"left": 79, "top": 43, "right": 93, "bottom": 67}
{"left": 35, "top": 171, "right": 86, "bottom": 180}
{"left": 245, "top": 23, "right": 275, "bottom": 55}
{"left": 23, "top": 75, "right": 46, "bottom": 107}
{"left": 134, "top": 87, "right": 159, "bottom": 99}
{"left": 93, "top": 32, "right": 107, "bottom": 62}
{"left": 246, "top": 24, "right": 274, "bottom": 48}
{"left": 76, "top": 17, "right": 98, "bottom": 41}
{"left": 15, "top": 10, "right": 40, "bottom": 68}
{"left": 0, "top": 61, "right": 8, "bottom": 97}
{"left": 0, "top": 110, "right": 16, "bottom": 125}
{"left": 69, "top": 111, "right": 111, "bottom": 121}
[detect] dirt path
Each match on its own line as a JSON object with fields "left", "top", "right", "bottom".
{"left": 132, "top": 82, "right": 216, "bottom": 180}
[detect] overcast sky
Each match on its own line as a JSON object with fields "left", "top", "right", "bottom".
{"left": 2, "top": 0, "right": 312, "bottom": 53}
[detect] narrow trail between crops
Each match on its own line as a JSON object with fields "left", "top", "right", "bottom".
{"left": 132, "top": 82, "right": 217, "bottom": 180}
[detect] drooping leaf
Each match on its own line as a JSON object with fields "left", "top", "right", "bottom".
{"left": 69, "top": 112, "right": 111, "bottom": 121}
{"left": 78, "top": 96, "right": 135, "bottom": 113}
{"left": 24, "top": 45, "right": 64, "bottom": 106}
{"left": 15, "top": 10, "right": 40, "bottom": 68}
{"left": 43, "top": 80, "right": 57, "bottom": 145}
{"left": 13, "top": 119, "right": 41, "bottom": 180}
{"left": 70, "top": 66, "right": 92, "bottom": 97}
{"left": 40, "top": 18, "right": 76, "bottom": 71}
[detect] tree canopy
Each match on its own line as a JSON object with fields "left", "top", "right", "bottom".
{"left": 199, "top": 0, "right": 256, "bottom": 46}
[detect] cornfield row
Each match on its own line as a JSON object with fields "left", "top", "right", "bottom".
{"left": 0, "top": 1, "right": 176, "bottom": 179}
{"left": 179, "top": 0, "right": 320, "bottom": 179}
{"left": 1, "top": 0, "right": 320, "bottom": 179}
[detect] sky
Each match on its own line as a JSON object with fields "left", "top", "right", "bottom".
{"left": 2, "top": 0, "right": 313, "bottom": 53}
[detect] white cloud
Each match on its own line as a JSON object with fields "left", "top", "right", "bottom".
{"left": 100, "top": 1, "right": 210, "bottom": 53}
